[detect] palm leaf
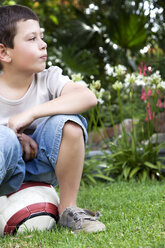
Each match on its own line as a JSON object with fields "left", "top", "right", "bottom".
{"left": 108, "top": 12, "right": 148, "bottom": 50}
{"left": 61, "top": 45, "right": 99, "bottom": 75}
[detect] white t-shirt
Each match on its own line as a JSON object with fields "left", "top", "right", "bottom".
{"left": 0, "top": 66, "right": 72, "bottom": 133}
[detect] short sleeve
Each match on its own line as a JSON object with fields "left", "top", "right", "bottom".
{"left": 46, "top": 66, "right": 72, "bottom": 98}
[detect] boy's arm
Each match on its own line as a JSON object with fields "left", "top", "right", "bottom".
{"left": 8, "top": 82, "right": 97, "bottom": 134}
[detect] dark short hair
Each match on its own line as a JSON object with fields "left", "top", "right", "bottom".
{"left": 0, "top": 5, "right": 38, "bottom": 70}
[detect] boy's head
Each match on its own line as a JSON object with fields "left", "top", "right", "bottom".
{"left": 0, "top": 5, "right": 39, "bottom": 70}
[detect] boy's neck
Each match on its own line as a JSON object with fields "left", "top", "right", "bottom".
{"left": 0, "top": 68, "right": 34, "bottom": 89}
{"left": 0, "top": 68, "right": 35, "bottom": 100}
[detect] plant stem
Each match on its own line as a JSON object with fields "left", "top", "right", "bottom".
{"left": 130, "top": 85, "right": 137, "bottom": 157}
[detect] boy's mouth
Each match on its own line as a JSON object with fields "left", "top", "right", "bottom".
{"left": 40, "top": 54, "right": 47, "bottom": 60}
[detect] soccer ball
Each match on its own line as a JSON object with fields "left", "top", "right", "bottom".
{"left": 0, "top": 182, "right": 59, "bottom": 236}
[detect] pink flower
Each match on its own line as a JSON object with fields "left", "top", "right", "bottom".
{"left": 141, "top": 88, "right": 152, "bottom": 101}
{"left": 138, "top": 66, "right": 142, "bottom": 75}
{"left": 145, "top": 116, "right": 149, "bottom": 122}
{"left": 138, "top": 62, "right": 150, "bottom": 76}
{"left": 147, "top": 89, "right": 152, "bottom": 98}
{"left": 147, "top": 101, "right": 150, "bottom": 109}
{"left": 145, "top": 110, "right": 155, "bottom": 122}
{"left": 156, "top": 99, "right": 162, "bottom": 108}
{"left": 141, "top": 88, "right": 146, "bottom": 101}
{"left": 143, "top": 64, "right": 147, "bottom": 76}
{"left": 145, "top": 102, "right": 155, "bottom": 122}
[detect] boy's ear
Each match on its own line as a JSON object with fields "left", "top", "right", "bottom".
{"left": 0, "top": 43, "right": 12, "bottom": 64}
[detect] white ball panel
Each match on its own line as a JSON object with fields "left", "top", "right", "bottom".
{"left": 17, "top": 216, "right": 56, "bottom": 233}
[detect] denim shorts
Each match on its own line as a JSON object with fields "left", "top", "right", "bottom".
{"left": 0, "top": 114, "right": 88, "bottom": 196}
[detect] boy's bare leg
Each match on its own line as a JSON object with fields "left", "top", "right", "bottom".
{"left": 55, "top": 121, "right": 85, "bottom": 215}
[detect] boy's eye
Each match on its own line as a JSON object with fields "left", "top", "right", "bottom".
{"left": 29, "top": 37, "right": 36, "bottom": 41}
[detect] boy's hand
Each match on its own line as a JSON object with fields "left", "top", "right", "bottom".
{"left": 18, "top": 133, "right": 38, "bottom": 161}
{"left": 8, "top": 110, "right": 34, "bottom": 134}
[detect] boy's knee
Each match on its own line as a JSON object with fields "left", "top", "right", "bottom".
{"left": 63, "top": 121, "right": 83, "bottom": 141}
{"left": 0, "top": 126, "right": 19, "bottom": 151}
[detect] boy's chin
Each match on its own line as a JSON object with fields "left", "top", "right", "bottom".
{"left": 33, "top": 64, "right": 46, "bottom": 73}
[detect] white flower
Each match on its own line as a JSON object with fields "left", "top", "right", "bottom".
{"left": 157, "top": 81, "right": 165, "bottom": 89}
{"left": 76, "top": 80, "right": 88, "bottom": 87}
{"left": 105, "top": 64, "right": 127, "bottom": 77}
{"left": 105, "top": 64, "right": 114, "bottom": 76}
{"left": 71, "top": 73, "right": 84, "bottom": 82}
{"left": 114, "top": 64, "right": 127, "bottom": 77}
{"left": 71, "top": 73, "right": 89, "bottom": 87}
{"left": 91, "top": 80, "right": 101, "bottom": 90}
{"left": 135, "top": 74, "right": 146, "bottom": 86}
{"left": 151, "top": 84, "right": 156, "bottom": 89}
{"left": 123, "top": 81, "right": 130, "bottom": 88}
{"left": 97, "top": 98, "right": 104, "bottom": 104}
{"left": 98, "top": 88, "right": 105, "bottom": 98}
{"left": 124, "top": 73, "right": 136, "bottom": 85}
{"left": 112, "top": 81, "right": 123, "bottom": 90}
{"left": 89, "top": 80, "right": 105, "bottom": 104}
{"left": 149, "top": 70, "right": 162, "bottom": 85}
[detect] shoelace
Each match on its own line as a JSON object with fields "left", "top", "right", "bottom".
{"left": 69, "top": 208, "right": 101, "bottom": 222}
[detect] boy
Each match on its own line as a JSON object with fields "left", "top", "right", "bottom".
{"left": 0, "top": 5, "right": 105, "bottom": 233}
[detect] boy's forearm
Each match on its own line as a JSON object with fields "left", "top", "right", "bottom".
{"left": 31, "top": 87, "right": 97, "bottom": 120}
{"left": 8, "top": 86, "right": 97, "bottom": 134}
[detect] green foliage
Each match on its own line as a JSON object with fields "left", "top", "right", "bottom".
{"left": 86, "top": 65, "right": 165, "bottom": 182}
{"left": 104, "top": 141, "right": 165, "bottom": 181}
{"left": 60, "top": 46, "right": 99, "bottom": 75}
{"left": 82, "top": 153, "right": 114, "bottom": 186}
{"left": 2, "top": 0, "right": 165, "bottom": 84}
{"left": 107, "top": 12, "right": 148, "bottom": 50}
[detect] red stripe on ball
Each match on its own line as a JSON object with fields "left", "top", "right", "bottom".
{"left": 4, "top": 202, "right": 58, "bottom": 235}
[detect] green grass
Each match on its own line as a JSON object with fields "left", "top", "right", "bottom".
{"left": 0, "top": 180, "right": 164, "bottom": 248}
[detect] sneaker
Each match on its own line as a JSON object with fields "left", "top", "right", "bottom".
{"left": 59, "top": 206, "right": 106, "bottom": 233}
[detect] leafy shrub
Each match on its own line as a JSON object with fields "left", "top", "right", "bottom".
{"left": 74, "top": 64, "right": 165, "bottom": 182}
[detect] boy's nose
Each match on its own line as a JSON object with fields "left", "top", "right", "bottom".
{"left": 40, "top": 39, "right": 47, "bottom": 50}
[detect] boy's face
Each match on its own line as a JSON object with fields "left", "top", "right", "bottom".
{"left": 9, "top": 19, "right": 47, "bottom": 73}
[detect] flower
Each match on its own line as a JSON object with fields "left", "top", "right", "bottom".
{"left": 149, "top": 71, "right": 162, "bottom": 86}
{"left": 105, "top": 64, "right": 127, "bottom": 77}
{"left": 156, "top": 99, "right": 162, "bottom": 108}
{"left": 147, "top": 89, "right": 152, "bottom": 98}
{"left": 105, "top": 64, "right": 114, "bottom": 76}
{"left": 141, "top": 88, "right": 146, "bottom": 101}
{"left": 135, "top": 74, "right": 146, "bottom": 86}
{"left": 145, "top": 102, "right": 155, "bottom": 122}
{"left": 112, "top": 81, "right": 123, "bottom": 90}
{"left": 89, "top": 80, "right": 105, "bottom": 104}
{"left": 91, "top": 80, "right": 101, "bottom": 90}
{"left": 157, "top": 81, "right": 165, "bottom": 89}
{"left": 124, "top": 73, "right": 136, "bottom": 85}
{"left": 113, "top": 64, "right": 127, "bottom": 77}
{"left": 71, "top": 73, "right": 89, "bottom": 87}
{"left": 71, "top": 73, "right": 84, "bottom": 82}
{"left": 138, "top": 62, "right": 148, "bottom": 76}
{"left": 76, "top": 80, "right": 88, "bottom": 87}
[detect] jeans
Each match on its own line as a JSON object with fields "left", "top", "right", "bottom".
{"left": 0, "top": 114, "right": 88, "bottom": 196}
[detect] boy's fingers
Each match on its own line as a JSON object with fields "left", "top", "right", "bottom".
{"left": 22, "top": 144, "right": 32, "bottom": 161}
{"left": 30, "top": 147, "right": 36, "bottom": 160}
{"left": 17, "top": 133, "right": 23, "bottom": 141}
{"left": 30, "top": 140, "right": 38, "bottom": 157}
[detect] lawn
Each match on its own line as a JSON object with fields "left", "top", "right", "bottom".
{"left": 0, "top": 180, "right": 164, "bottom": 248}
